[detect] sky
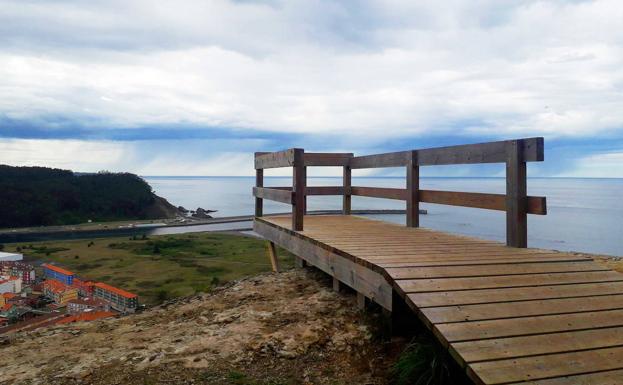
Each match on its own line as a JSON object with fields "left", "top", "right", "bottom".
{"left": 1, "top": 0, "right": 622, "bottom": 177}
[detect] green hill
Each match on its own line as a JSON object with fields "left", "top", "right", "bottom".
{"left": 0, "top": 165, "right": 179, "bottom": 228}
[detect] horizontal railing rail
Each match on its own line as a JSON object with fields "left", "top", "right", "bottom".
{"left": 253, "top": 137, "right": 546, "bottom": 247}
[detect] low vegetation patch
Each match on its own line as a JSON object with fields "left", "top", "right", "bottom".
{"left": 5, "top": 232, "right": 293, "bottom": 305}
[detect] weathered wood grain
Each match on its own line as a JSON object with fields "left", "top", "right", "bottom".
{"left": 304, "top": 152, "right": 353, "bottom": 166}
{"left": 252, "top": 187, "right": 293, "bottom": 204}
{"left": 292, "top": 149, "right": 305, "bottom": 231}
{"left": 254, "top": 148, "right": 296, "bottom": 169}
{"left": 506, "top": 140, "right": 528, "bottom": 247}
{"left": 420, "top": 190, "right": 546, "bottom": 215}
{"left": 255, "top": 168, "right": 263, "bottom": 217}
{"left": 343, "top": 166, "right": 351, "bottom": 215}
{"left": 350, "top": 186, "right": 407, "bottom": 200}
{"left": 406, "top": 150, "right": 419, "bottom": 227}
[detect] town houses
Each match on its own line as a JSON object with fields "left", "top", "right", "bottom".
{"left": 0, "top": 260, "right": 139, "bottom": 334}
{"left": 0, "top": 261, "right": 35, "bottom": 284}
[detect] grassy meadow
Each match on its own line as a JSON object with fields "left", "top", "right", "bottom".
{"left": 3, "top": 232, "right": 293, "bottom": 305}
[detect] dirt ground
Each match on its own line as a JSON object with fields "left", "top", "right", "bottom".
{"left": 0, "top": 269, "right": 405, "bottom": 385}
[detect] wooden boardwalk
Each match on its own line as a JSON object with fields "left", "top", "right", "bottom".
{"left": 251, "top": 138, "right": 623, "bottom": 384}
{"left": 255, "top": 215, "right": 623, "bottom": 385}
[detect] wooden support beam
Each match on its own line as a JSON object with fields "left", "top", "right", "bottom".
{"left": 254, "top": 149, "right": 296, "bottom": 169}
{"left": 295, "top": 256, "right": 305, "bottom": 268}
{"left": 265, "top": 186, "right": 344, "bottom": 195}
{"left": 255, "top": 168, "right": 263, "bottom": 217}
{"left": 343, "top": 166, "right": 351, "bottom": 215}
{"left": 417, "top": 137, "right": 544, "bottom": 166}
{"left": 357, "top": 292, "right": 367, "bottom": 310}
{"left": 252, "top": 187, "right": 293, "bottom": 205}
{"left": 406, "top": 150, "right": 419, "bottom": 227}
{"left": 506, "top": 140, "right": 528, "bottom": 247}
{"left": 332, "top": 277, "right": 341, "bottom": 292}
{"left": 304, "top": 153, "right": 353, "bottom": 166}
{"left": 350, "top": 151, "right": 409, "bottom": 169}
{"left": 348, "top": 138, "right": 544, "bottom": 169}
{"left": 307, "top": 186, "right": 343, "bottom": 195}
{"left": 267, "top": 241, "right": 280, "bottom": 272}
{"left": 303, "top": 166, "right": 307, "bottom": 215}
{"left": 350, "top": 186, "right": 407, "bottom": 200}
{"left": 292, "top": 149, "right": 305, "bottom": 231}
{"left": 420, "top": 190, "right": 547, "bottom": 215}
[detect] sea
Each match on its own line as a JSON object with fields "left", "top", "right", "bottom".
{"left": 145, "top": 176, "right": 623, "bottom": 258}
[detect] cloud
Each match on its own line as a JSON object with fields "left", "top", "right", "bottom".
{"left": 0, "top": 0, "right": 622, "bottom": 176}
{"left": 558, "top": 151, "right": 623, "bottom": 178}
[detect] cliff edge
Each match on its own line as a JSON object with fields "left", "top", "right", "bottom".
{"left": 0, "top": 270, "right": 401, "bottom": 385}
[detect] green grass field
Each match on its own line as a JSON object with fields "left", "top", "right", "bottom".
{"left": 4, "top": 232, "right": 293, "bottom": 305}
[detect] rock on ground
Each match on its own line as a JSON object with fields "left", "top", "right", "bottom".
{"left": 0, "top": 269, "right": 402, "bottom": 385}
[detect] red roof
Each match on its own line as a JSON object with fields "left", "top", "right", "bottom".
{"left": 57, "top": 311, "right": 115, "bottom": 324}
{"left": 42, "top": 264, "right": 74, "bottom": 276}
{"left": 94, "top": 282, "right": 137, "bottom": 299}
{"left": 43, "top": 279, "right": 76, "bottom": 294}
{"left": 2, "top": 293, "right": 16, "bottom": 300}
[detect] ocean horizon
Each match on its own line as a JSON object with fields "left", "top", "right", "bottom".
{"left": 145, "top": 176, "right": 623, "bottom": 258}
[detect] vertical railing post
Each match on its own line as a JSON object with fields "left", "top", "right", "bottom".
{"left": 302, "top": 166, "right": 307, "bottom": 214}
{"left": 506, "top": 140, "right": 527, "bottom": 247}
{"left": 342, "top": 165, "right": 351, "bottom": 215}
{"left": 292, "top": 148, "right": 305, "bottom": 231}
{"left": 255, "top": 159, "right": 263, "bottom": 218}
{"left": 406, "top": 150, "right": 419, "bottom": 227}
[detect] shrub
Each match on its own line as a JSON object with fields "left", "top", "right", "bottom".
{"left": 391, "top": 335, "right": 453, "bottom": 385}
{"left": 155, "top": 290, "right": 169, "bottom": 303}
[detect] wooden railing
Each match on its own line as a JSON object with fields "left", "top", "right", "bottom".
{"left": 253, "top": 137, "right": 546, "bottom": 247}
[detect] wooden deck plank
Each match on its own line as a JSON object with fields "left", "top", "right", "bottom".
{"left": 255, "top": 215, "right": 623, "bottom": 385}
{"left": 396, "top": 271, "right": 623, "bottom": 293}
{"left": 408, "top": 281, "right": 623, "bottom": 307}
{"left": 421, "top": 294, "right": 623, "bottom": 323}
{"left": 524, "top": 369, "right": 623, "bottom": 385}
{"left": 378, "top": 256, "right": 591, "bottom": 267}
{"left": 436, "top": 309, "right": 623, "bottom": 343}
{"left": 469, "top": 346, "right": 623, "bottom": 384}
{"left": 385, "top": 261, "right": 606, "bottom": 279}
{"left": 452, "top": 326, "right": 623, "bottom": 364}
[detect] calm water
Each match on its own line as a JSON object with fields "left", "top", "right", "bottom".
{"left": 146, "top": 176, "right": 623, "bottom": 257}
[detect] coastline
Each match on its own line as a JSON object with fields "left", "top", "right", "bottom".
{"left": 0, "top": 209, "right": 426, "bottom": 243}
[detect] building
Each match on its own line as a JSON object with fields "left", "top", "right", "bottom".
{"left": 0, "top": 252, "right": 23, "bottom": 262}
{"left": 0, "top": 276, "right": 22, "bottom": 294}
{"left": 0, "top": 293, "right": 16, "bottom": 307}
{"left": 6, "top": 293, "right": 39, "bottom": 308}
{"left": 42, "top": 264, "right": 74, "bottom": 285}
{"left": 93, "top": 282, "right": 138, "bottom": 313}
{"left": 72, "top": 278, "right": 95, "bottom": 297}
{"left": 43, "top": 280, "right": 78, "bottom": 305}
{"left": 0, "top": 262, "right": 36, "bottom": 284}
{"left": 67, "top": 297, "right": 110, "bottom": 314}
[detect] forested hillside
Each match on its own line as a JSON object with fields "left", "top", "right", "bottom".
{"left": 0, "top": 165, "right": 178, "bottom": 228}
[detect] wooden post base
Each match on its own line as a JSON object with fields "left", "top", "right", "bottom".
{"left": 294, "top": 256, "right": 306, "bottom": 268}
{"left": 267, "top": 241, "right": 280, "bottom": 273}
{"left": 332, "top": 277, "right": 341, "bottom": 292}
{"left": 357, "top": 292, "right": 367, "bottom": 310}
